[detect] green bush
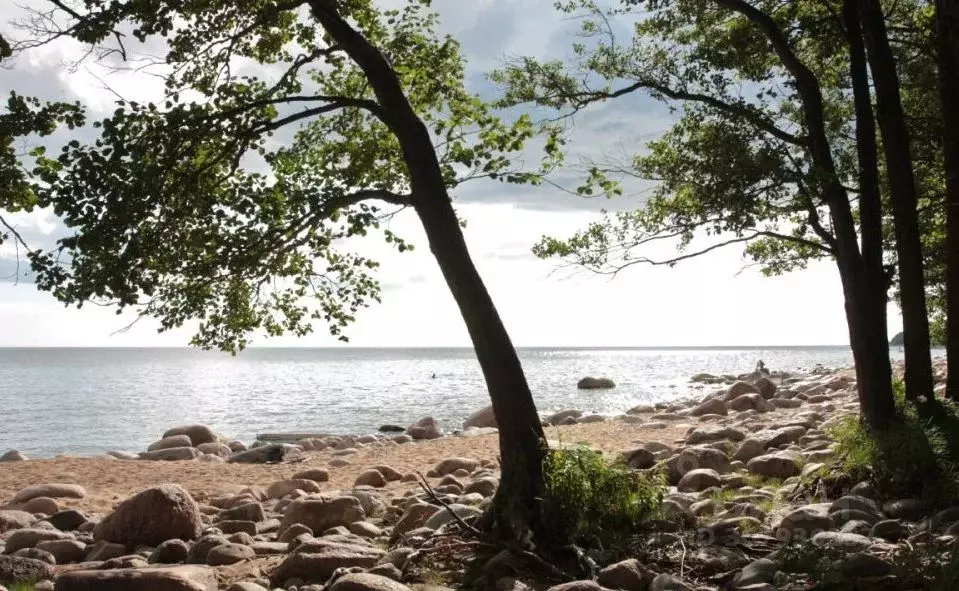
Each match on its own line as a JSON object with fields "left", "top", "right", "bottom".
{"left": 891, "top": 542, "right": 959, "bottom": 590}
{"left": 540, "top": 443, "right": 665, "bottom": 542}
{"left": 829, "top": 380, "right": 959, "bottom": 502}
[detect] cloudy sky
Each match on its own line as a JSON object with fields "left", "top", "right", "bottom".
{"left": 0, "top": 0, "right": 900, "bottom": 348}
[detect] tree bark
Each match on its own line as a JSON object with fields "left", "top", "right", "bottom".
{"left": 843, "top": 0, "right": 897, "bottom": 426}
{"left": 858, "top": 0, "right": 935, "bottom": 401}
{"left": 937, "top": 0, "right": 959, "bottom": 401}
{"left": 716, "top": 0, "right": 897, "bottom": 428}
{"left": 308, "top": 0, "right": 548, "bottom": 542}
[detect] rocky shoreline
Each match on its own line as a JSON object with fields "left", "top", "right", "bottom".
{"left": 0, "top": 361, "right": 955, "bottom": 591}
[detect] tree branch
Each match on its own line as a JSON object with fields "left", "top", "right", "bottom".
{"left": 573, "top": 80, "right": 805, "bottom": 146}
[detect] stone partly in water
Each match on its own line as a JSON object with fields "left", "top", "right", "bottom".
{"left": 577, "top": 377, "right": 616, "bottom": 390}
{"left": 94, "top": 484, "right": 203, "bottom": 547}
{"left": 0, "top": 450, "right": 26, "bottom": 462}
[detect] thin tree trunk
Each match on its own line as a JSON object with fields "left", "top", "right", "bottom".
{"left": 843, "top": 0, "right": 896, "bottom": 426}
{"left": 309, "top": 0, "right": 548, "bottom": 542}
{"left": 938, "top": 0, "right": 959, "bottom": 401}
{"left": 715, "top": 0, "right": 897, "bottom": 429}
{"left": 858, "top": 0, "right": 935, "bottom": 401}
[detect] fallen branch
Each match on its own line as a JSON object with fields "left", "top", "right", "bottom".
{"left": 415, "top": 471, "right": 483, "bottom": 537}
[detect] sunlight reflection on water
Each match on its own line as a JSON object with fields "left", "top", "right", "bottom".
{"left": 0, "top": 346, "right": 924, "bottom": 456}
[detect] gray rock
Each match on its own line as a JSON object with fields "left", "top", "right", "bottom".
{"left": 3, "top": 529, "right": 74, "bottom": 553}
{"left": 94, "top": 484, "right": 203, "bottom": 547}
{"left": 685, "top": 426, "right": 744, "bottom": 445}
{"left": 328, "top": 573, "right": 412, "bottom": 591}
{"left": 226, "top": 444, "right": 293, "bottom": 463}
{"left": 649, "top": 573, "right": 690, "bottom": 591}
{"left": 577, "top": 377, "right": 616, "bottom": 389}
{"left": 406, "top": 416, "right": 442, "bottom": 440}
{"left": 0, "top": 511, "right": 35, "bottom": 534}
{"left": 839, "top": 520, "right": 872, "bottom": 536}
{"left": 139, "top": 447, "right": 200, "bottom": 461}
{"left": 271, "top": 540, "right": 385, "bottom": 584}
{"left": 882, "top": 498, "right": 925, "bottom": 521}
{"left": 677, "top": 469, "right": 722, "bottom": 493}
{"left": 810, "top": 531, "right": 872, "bottom": 552}
{"left": 833, "top": 552, "right": 892, "bottom": 578}
{"left": 423, "top": 505, "right": 481, "bottom": 530}
{"left": 150, "top": 539, "right": 190, "bottom": 564}
{"left": 43, "top": 510, "right": 88, "bottom": 532}
{"left": 148, "top": 434, "right": 194, "bottom": 452}
{"left": 625, "top": 449, "right": 656, "bottom": 470}
{"left": 51, "top": 564, "right": 217, "bottom": 590}
{"left": 280, "top": 496, "right": 365, "bottom": 534}
{"left": 11, "top": 484, "right": 86, "bottom": 504}
{"left": 732, "top": 558, "right": 777, "bottom": 587}
{"left": 463, "top": 405, "right": 497, "bottom": 430}
{"left": 596, "top": 558, "right": 652, "bottom": 591}
{"left": 162, "top": 425, "right": 218, "bottom": 446}
{"left": 11, "top": 548, "right": 55, "bottom": 565}
{"left": 206, "top": 543, "right": 255, "bottom": 566}
{"left": 0, "top": 555, "right": 55, "bottom": 586}
{"left": 35, "top": 539, "right": 85, "bottom": 564}
{"left": 776, "top": 504, "right": 835, "bottom": 540}
{"left": 746, "top": 452, "right": 801, "bottom": 478}
{"left": 0, "top": 450, "right": 26, "bottom": 462}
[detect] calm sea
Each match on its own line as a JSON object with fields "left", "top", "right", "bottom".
{"left": 0, "top": 346, "right": 920, "bottom": 457}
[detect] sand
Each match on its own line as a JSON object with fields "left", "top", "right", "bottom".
{"left": 0, "top": 421, "right": 692, "bottom": 513}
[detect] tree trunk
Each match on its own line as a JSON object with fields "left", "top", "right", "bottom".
{"left": 938, "top": 0, "right": 959, "bottom": 401}
{"left": 309, "top": 0, "right": 548, "bottom": 542}
{"left": 842, "top": 0, "right": 896, "bottom": 426}
{"left": 858, "top": 0, "right": 935, "bottom": 401}
{"left": 717, "top": 0, "right": 898, "bottom": 429}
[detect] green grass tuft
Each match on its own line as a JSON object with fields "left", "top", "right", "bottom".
{"left": 829, "top": 380, "right": 959, "bottom": 503}
{"left": 540, "top": 443, "right": 666, "bottom": 541}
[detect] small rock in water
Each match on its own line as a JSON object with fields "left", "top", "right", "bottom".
{"left": 378, "top": 425, "right": 405, "bottom": 432}
{"left": 577, "top": 376, "right": 616, "bottom": 390}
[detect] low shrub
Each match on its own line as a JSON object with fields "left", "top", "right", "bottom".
{"left": 829, "top": 380, "right": 959, "bottom": 503}
{"left": 540, "top": 443, "right": 665, "bottom": 542}
{"left": 891, "top": 542, "right": 959, "bottom": 590}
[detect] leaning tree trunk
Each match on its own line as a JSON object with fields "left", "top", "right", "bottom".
{"left": 938, "top": 0, "right": 959, "bottom": 401}
{"left": 843, "top": 0, "right": 897, "bottom": 426}
{"left": 309, "top": 0, "right": 548, "bottom": 542}
{"left": 858, "top": 0, "right": 935, "bottom": 401}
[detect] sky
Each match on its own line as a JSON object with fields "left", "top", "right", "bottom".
{"left": 0, "top": 0, "right": 903, "bottom": 348}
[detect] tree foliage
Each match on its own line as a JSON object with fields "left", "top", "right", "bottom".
{"left": 498, "top": 0, "right": 942, "bottom": 295}
{"left": 7, "top": 0, "right": 551, "bottom": 351}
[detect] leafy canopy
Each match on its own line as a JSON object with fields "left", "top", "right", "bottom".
{"left": 495, "top": 0, "right": 937, "bottom": 280}
{"left": 9, "top": 0, "right": 550, "bottom": 351}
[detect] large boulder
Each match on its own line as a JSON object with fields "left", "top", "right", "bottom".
{"left": 432, "top": 457, "right": 479, "bottom": 476}
{"left": 11, "top": 484, "right": 86, "bottom": 504}
{"left": 685, "top": 426, "right": 745, "bottom": 445}
{"left": 577, "top": 377, "right": 616, "bottom": 390}
{"left": 93, "top": 484, "right": 203, "bottom": 547}
{"left": 53, "top": 565, "right": 216, "bottom": 591}
{"left": 677, "top": 469, "right": 722, "bottom": 493}
{"left": 0, "top": 450, "right": 26, "bottom": 462}
{"left": 727, "top": 394, "right": 770, "bottom": 413}
{"left": 279, "top": 496, "right": 364, "bottom": 534}
{"left": 162, "top": 425, "right": 218, "bottom": 446}
{"left": 0, "top": 555, "right": 55, "bottom": 586}
{"left": 546, "top": 409, "right": 583, "bottom": 425}
{"left": 775, "top": 504, "right": 835, "bottom": 539}
{"left": 462, "top": 406, "right": 497, "bottom": 430}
